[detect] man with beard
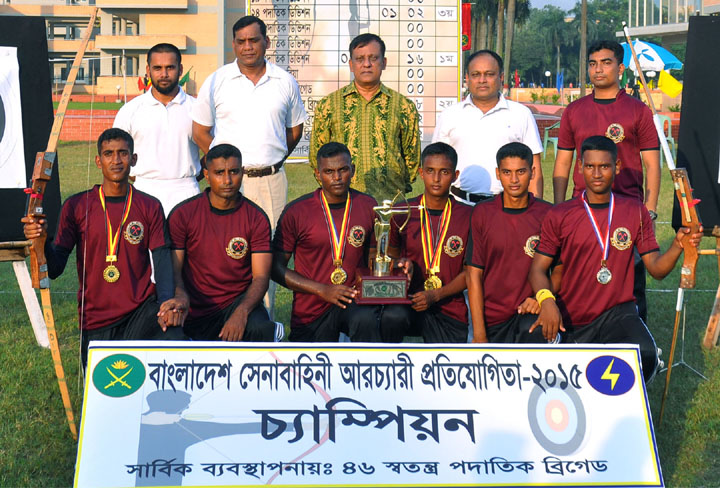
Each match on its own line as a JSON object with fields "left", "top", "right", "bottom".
{"left": 114, "top": 43, "right": 201, "bottom": 215}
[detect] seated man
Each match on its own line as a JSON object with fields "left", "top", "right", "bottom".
{"left": 466, "top": 142, "right": 553, "bottom": 343}
{"left": 388, "top": 142, "right": 473, "bottom": 343}
{"left": 166, "top": 143, "right": 276, "bottom": 341}
{"left": 529, "top": 136, "right": 703, "bottom": 382}
{"left": 22, "top": 128, "right": 185, "bottom": 367}
{"left": 272, "top": 142, "right": 407, "bottom": 342}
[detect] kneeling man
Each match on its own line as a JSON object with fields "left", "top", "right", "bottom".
{"left": 466, "top": 142, "right": 552, "bottom": 343}
{"left": 167, "top": 144, "right": 276, "bottom": 341}
{"left": 22, "top": 128, "right": 185, "bottom": 366}
{"left": 272, "top": 142, "right": 407, "bottom": 342}
{"left": 529, "top": 136, "right": 702, "bottom": 382}
{"left": 388, "top": 142, "right": 473, "bottom": 343}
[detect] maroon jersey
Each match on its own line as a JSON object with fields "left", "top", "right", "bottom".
{"left": 274, "top": 188, "right": 377, "bottom": 327}
{"left": 536, "top": 194, "right": 659, "bottom": 326}
{"left": 467, "top": 194, "right": 552, "bottom": 326}
{"left": 388, "top": 195, "right": 472, "bottom": 323}
{"left": 558, "top": 90, "right": 658, "bottom": 202}
{"left": 168, "top": 190, "right": 271, "bottom": 319}
{"left": 54, "top": 186, "right": 166, "bottom": 330}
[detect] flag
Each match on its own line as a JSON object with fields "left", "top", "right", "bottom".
{"left": 556, "top": 69, "right": 564, "bottom": 89}
{"left": 658, "top": 70, "right": 683, "bottom": 98}
{"left": 620, "top": 68, "right": 628, "bottom": 88}
{"left": 179, "top": 67, "right": 192, "bottom": 87}
{"left": 137, "top": 76, "right": 145, "bottom": 91}
{"left": 461, "top": 3, "right": 472, "bottom": 51}
{"left": 514, "top": 69, "right": 520, "bottom": 88}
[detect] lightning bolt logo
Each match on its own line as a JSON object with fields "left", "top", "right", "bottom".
{"left": 601, "top": 358, "right": 620, "bottom": 390}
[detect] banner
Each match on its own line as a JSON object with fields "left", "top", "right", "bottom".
{"left": 75, "top": 342, "right": 663, "bottom": 487}
{"left": 0, "top": 46, "right": 26, "bottom": 189}
{"left": 462, "top": 3, "right": 472, "bottom": 51}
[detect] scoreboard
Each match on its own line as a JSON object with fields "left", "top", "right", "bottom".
{"left": 248, "top": 0, "right": 462, "bottom": 159}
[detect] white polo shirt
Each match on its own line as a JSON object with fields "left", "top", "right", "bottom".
{"left": 192, "top": 60, "right": 307, "bottom": 168}
{"left": 114, "top": 86, "right": 201, "bottom": 180}
{"left": 432, "top": 94, "right": 542, "bottom": 195}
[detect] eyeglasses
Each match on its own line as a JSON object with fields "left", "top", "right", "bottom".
{"left": 352, "top": 55, "right": 382, "bottom": 65}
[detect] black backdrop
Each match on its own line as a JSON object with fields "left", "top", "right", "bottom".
{"left": 0, "top": 17, "right": 60, "bottom": 242}
{"left": 674, "top": 16, "right": 720, "bottom": 234}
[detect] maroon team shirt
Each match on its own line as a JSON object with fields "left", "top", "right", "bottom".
{"left": 536, "top": 194, "right": 659, "bottom": 326}
{"left": 389, "top": 195, "right": 472, "bottom": 323}
{"left": 558, "top": 90, "right": 658, "bottom": 202}
{"left": 467, "top": 194, "right": 552, "bottom": 327}
{"left": 273, "top": 188, "right": 377, "bottom": 328}
{"left": 168, "top": 189, "right": 271, "bottom": 319}
{"left": 54, "top": 185, "right": 166, "bottom": 330}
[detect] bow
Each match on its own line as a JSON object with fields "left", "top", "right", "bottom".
{"left": 621, "top": 23, "right": 703, "bottom": 426}
{"left": 25, "top": 8, "right": 98, "bottom": 440}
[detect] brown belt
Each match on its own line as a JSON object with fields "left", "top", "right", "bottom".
{"left": 244, "top": 160, "right": 284, "bottom": 178}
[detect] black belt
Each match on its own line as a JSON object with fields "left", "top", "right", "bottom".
{"left": 450, "top": 186, "right": 494, "bottom": 203}
{"left": 244, "top": 161, "right": 284, "bottom": 178}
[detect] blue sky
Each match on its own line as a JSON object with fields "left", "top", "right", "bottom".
{"left": 533, "top": 0, "right": 578, "bottom": 11}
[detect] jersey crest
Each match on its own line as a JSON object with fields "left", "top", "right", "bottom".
{"left": 611, "top": 227, "right": 632, "bottom": 251}
{"left": 348, "top": 225, "right": 366, "bottom": 248}
{"left": 605, "top": 123, "right": 625, "bottom": 143}
{"left": 444, "top": 235, "right": 464, "bottom": 257}
{"left": 226, "top": 237, "right": 249, "bottom": 259}
{"left": 524, "top": 235, "right": 540, "bottom": 258}
{"left": 124, "top": 221, "right": 144, "bottom": 245}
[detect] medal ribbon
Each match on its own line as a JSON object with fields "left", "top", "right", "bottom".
{"left": 581, "top": 191, "right": 614, "bottom": 264}
{"left": 98, "top": 185, "right": 133, "bottom": 262}
{"left": 320, "top": 191, "right": 351, "bottom": 266}
{"left": 419, "top": 195, "right": 452, "bottom": 275}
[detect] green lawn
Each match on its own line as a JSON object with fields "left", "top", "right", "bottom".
{"left": 53, "top": 101, "right": 125, "bottom": 111}
{"left": 0, "top": 141, "right": 718, "bottom": 486}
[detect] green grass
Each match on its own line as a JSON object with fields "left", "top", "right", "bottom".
{"left": 53, "top": 101, "right": 124, "bottom": 111}
{"left": 0, "top": 142, "right": 718, "bottom": 486}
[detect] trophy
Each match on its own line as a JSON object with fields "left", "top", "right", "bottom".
{"left": 355, "top": 195, "right": 423, "bottom": 304}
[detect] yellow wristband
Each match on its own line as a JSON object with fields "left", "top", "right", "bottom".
{"left": 535, "top": 289, "right": 556, "bottom": 306}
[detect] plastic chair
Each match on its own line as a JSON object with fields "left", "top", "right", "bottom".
{"left": 543, "top": 121, "right": 561, "bottom": 158}
{"left": 658, "top": 115, "right": 676, "bottom": 167}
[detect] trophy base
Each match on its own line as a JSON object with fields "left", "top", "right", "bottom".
{"left": 355, "top": 271, "right": 410, "bottom": 305}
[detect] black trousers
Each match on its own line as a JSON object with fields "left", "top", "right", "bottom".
{"left": 184, "top": 293, "right": 276, "bottom": 342}
{"left": 82, "top": 296, "right": 186, "bottom": 368}
{"left": 289, "top": 302, "right": 410, "bottom": 343}
{"left": 566, "top": 301, "right": 658, "bottom": 383}
{"left": 486, "top": 313, "right": 549, "bottom": 344}
{"left": 394, "top": 306, "right": 468, "bottom": 343}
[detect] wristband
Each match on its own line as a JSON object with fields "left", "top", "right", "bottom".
{"left": 535, "top": 289, "right": 556, "bottom": 306}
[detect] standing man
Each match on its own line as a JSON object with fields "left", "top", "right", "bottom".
{"left": 22, "top": 128, "right": 186, "bottom": 366}
{"left": 166, "top": 144, "right": 276, "bottom": 342}
{"left": 192, "top": 15, "right": 307, "bottom": 316}
{"left": 530, "top": 136, "right": 702, "bottom": 382}
{"left": 433, "top": 50, "right": 544, "bottom": 203}
{"left": 114, "top": 43, "right": 201, "bottom": 216}
{"left": 466, "top": 142, "right": 552, "bottom": 343}
{"left": 388, "top": 142, "right": 473, "bottom": 343}
{"left": 272, "top": 142, "right": 408, "bottom": 342}
{"left": 310, "top": 33, "right": 421, "bottom": 203}
{"left": 553, "top": 40, "right": 660, "bottom": 322}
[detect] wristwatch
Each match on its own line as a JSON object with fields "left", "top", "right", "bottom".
{"left": 648, "top": 210, "right": 658, "bottom": 221}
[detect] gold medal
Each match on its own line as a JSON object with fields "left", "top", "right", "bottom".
{"left": 330, "top": 266, "right": 348, "bottom": 285}
{"left": 99, "top": 186, "right": 133, "bottom": 286}
{"left": 103, "top": 265, "right": 120, "bottom": 283}
{"left": 424, "top": 274, "right": 442, "bottom": 290}
{"left": 320, "top": 191, "right": 352, "bottom": 286}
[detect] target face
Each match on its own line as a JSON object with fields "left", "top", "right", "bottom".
{"left": 528, "top": 381, "right": 587, "bottom": 455}
{"left": 0, "top": 46, "right": 26, "bottom": 189}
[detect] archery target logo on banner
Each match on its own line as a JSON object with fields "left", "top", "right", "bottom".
{"left": 0, "top": 46, "right": 26, "bottom": 189}
{"left": 527, "top": 381, "right": 587, "bottom": 455}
